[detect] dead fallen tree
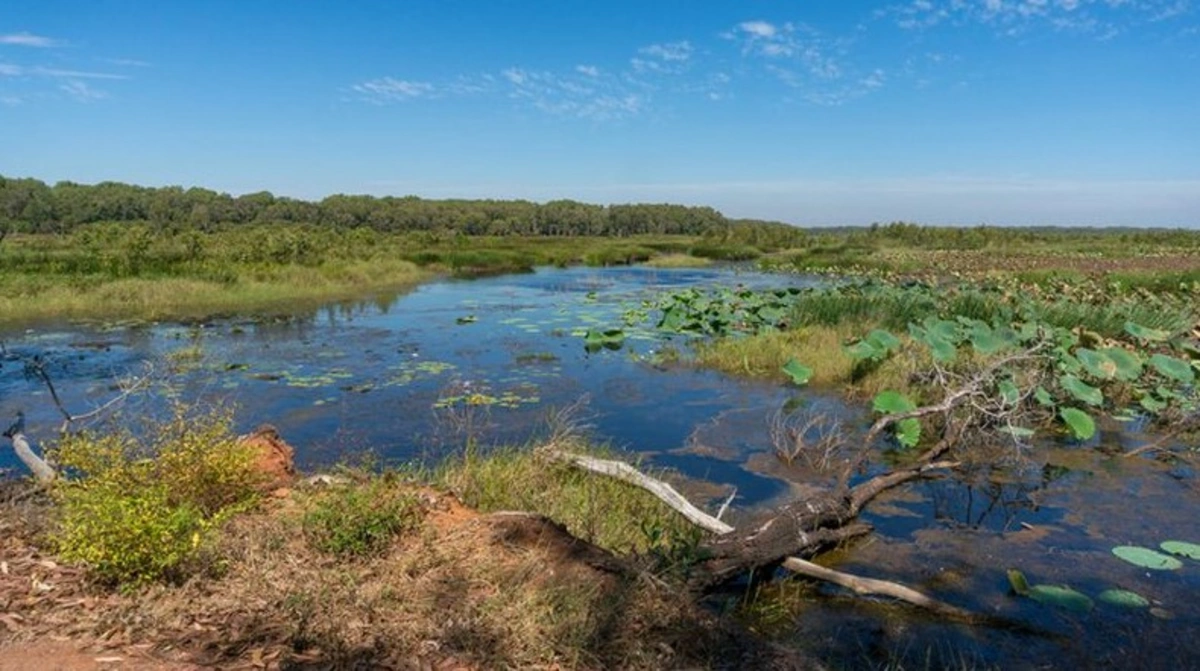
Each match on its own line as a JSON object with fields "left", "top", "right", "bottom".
{"left": 542, "top": 443, "right": 974, "bottom": 620}
{"left": 3, "top": 355, "right": 152, "bottom": 484}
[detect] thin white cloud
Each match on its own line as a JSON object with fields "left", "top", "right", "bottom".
{"left": 576, "top": 64, "right": 600, "bottom": 77}
{"left": 0, "top": 32, "right": 62, "bottom": 48}
{"left": 0, "top": 63, "right": 23, "bottom": 76}
{"left": 32, "top": 66, "right": 127, "bottom": 80}
{"left": 102, "top": 57, "right": 151, "bottom": 68}
{"left": 353, "top": 77, "right": 435, "bottom": 102}
{"left": 59, "top": 79, "right": 106, "bottom": 101}
{"left": 638, "top": 41, "right": 693, "bottom": 62}
{"left": 884, "top": 0, "right": 1195, "bottom": 34}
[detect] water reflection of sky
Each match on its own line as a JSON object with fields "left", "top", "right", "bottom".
{"left": 0, "top": 266, "right": 823, "bottom": 507}
{"left": 3, "top": 265, "right": 1199, "bottom": 666}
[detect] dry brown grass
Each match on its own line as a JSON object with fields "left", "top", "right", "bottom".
{"left": 1, "top": 479, "right": 798, "bottom": 670}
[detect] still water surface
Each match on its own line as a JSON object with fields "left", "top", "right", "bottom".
{"left": 2, "top": 265, "right": 1196, "bottom": 668}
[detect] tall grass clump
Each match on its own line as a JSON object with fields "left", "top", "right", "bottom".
{"left": 439, "top": 441, "right": 699, "bottom": 557}
{"left": 301, "top": 477, "right": 424, "bottom": 557}
{"left": 48, "top": 405, "right": 264, "bottom": 586}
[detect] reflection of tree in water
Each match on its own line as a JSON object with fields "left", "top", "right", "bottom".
{"left": 920, "top": 462, "right": 1050, "bottom": 532}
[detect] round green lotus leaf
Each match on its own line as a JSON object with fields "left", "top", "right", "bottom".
{"left": 1149, "top": 353, "right": 1195, "bottom": 384}
{"left": 1098, "top": 589, "right": 1150, "bottom": 608}
{"left": 1027, "top": 585, "right": 1094, "bottom": 612}
{"left": 1160, "top": 540, "right": 1200, "bottom": 560}
{"left": 781, "top": 359, "right": 813, "bottom": 386}
{"left": 1112, "top": 546, "right": 1183, "bottom": 570}
{"left": 1060, "top": 407, "right": 1096, "bottom": 441}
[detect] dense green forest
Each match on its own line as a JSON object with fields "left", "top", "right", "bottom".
{"left": 0, "top": 175, "right": 804, "bottom": 241}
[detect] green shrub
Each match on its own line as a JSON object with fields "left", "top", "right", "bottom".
{"left": 49, "top": 405, "right": 263, "bottom": 586}
{"left": 302, "top": 480, "right": 423, "bottom": 557}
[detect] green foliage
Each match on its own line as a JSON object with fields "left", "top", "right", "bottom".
{"left": 440, "top": 444, "right": 698, "bottom": 557}
{"left": 1111, "top": 545, "right": 1183, "bottom": 570}
{"left": 1161, "top": 540, "right": 1200, "bottom": 560}
{"left": 1059, "top": 408, "right": 1097, "bottom": 441}
{"left": 781, "top": 359, "right": 813, "bottom": 386}
{"left": 49, "top": 406, "right": 263, "bottom": 585}
{"left": 583, "top": 328, "right": 626, "bottom": 352}
{"left": 872, "top": 390, "right": 921, "bottom": 448}
{"left": 302, "top": 480, "right": 424, "bottom": 557}
{"left": 1098, "top": 589, "right": 1150, "bottom": 608}
{"left": 1007, "top": 569, "right": 1094, "bottom": 612}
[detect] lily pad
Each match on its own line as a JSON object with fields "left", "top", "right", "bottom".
{"left": 1027, "top": 585, "right": 1094, "bottom": 613}
{"left": 1125, "top": 321, "right": 1170, "bottom": 342}
{"left": 781, "top": 359, "right": 813, "bottom": 386}
{"left": 1149, "top": 353, "right": 1195, "bottom": 384}
{"left": 1097, "top": 589, "right": 1150, "bottom": 608}
{"left": 1160, "top": 540, "right": 1200, "bottom": 560}
{"left": 1060, "top": 375, "right": 1103, "bottom": 407}
{"left": 1111, "top": 545, "right": 1183, "bottom": 570}
{"left": 1059, "top": 407, "right": 1096, "bottom": 441}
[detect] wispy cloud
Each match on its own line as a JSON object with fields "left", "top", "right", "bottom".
{"left": 575, "top": 64, "right": 600, "bottom": 77}
{"left": 353, "top": 77, "right": 435, "bottom": 102}
{"left": 631, "top": 40, "right": 693, "bottom": 74}
{"left": 0, "top": 32, "right": 62, "bottom": 48}
{"left": 101, "top": 57, "right": 151, "bottom": 68}
{"left": 59, "top": 79, "right": 106, "bottom": 101}
{"left": 32, "top": 66, "right": 127, "bottom": 80}
{"left": 638, "top": 41, "right": 693, "bottom": 62}
{"left": 881, "top": 0, "right": 1196, "bottom": 35}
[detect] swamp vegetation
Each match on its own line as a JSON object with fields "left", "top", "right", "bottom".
{"left": 2, "top": 180, "right": 1200, "bottom": 668}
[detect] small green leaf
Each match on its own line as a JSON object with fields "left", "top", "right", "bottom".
{"left": 1027, "top": 585, "right": 1094, "bottom": 612}
{"left": 1160, "top": 540, "right": 1200, "bottom": 560}
{"left": 894, "top": 417, "right": 921, "bottom": 448}
{"left": 1111, "top": 545, "right": 1183, "bottom": 570}
{"left": 1061, "top": 375, "right": 1103, "bottom": 407}
{"left": 1034, "top": 386, "right": 1056, "bottom": 407}
{"left": 1125, "top": 321, "right": 1170, "bottom": 342}
{"left": 1149, "top": 353, "right": 1195, "bottom": 384}
{"left": 1076, "top": 348, "right": 1117, "bottom": 381}
{"left": 781, "top": 359, "right": 813, "bottom": 386}
{"left": 844, "top": 340, "right": 881, "bottom": 362}
{"left": 1100, "top": 348, "right": 1143, "bottom": 382}
{"left": 873, "top": 390, "right": 917, "bottom": 414}
{"left": 1060, "top": 407, "right": 1096, "bottom": 441}
{"left": 1007, "top": 569, "right": 1030, "bottom": 596}
{"left": 1140, "top": 394, "right": 1168, "bottom": 413}
{"left": 866, "top": 328, "right": 901, "bottom": 352}
{"left": 1098, "top": 589, "right": 1150, "bottom": 608}
{"left": 998, "top": 380, "right": 1020, "bottom": 407}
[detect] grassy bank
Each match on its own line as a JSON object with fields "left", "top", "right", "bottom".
{"left": 0, "top": 228, "right": 755, "bottom": 328}
{"left": 0, "top": 409, "right": 785, "bottom": 669}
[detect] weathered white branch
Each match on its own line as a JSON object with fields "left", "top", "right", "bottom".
{"left": 543, "top": 448, "right": 733, "bottom": 534}
{"left": 781, "top": 556, "right": 974, "bottom": 620}
{"left": 8, "top": 432, "right": 56, "bottom": 483}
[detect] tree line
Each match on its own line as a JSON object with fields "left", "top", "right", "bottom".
{"left": 0, "top": 175, "right": 805, "bottom": 242}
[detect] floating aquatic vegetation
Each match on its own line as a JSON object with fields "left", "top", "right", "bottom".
{"left": 1097, "top": 589, "right": 1150, "bottom": 608}
{"left": 1111, "top": 545, "right": 1183, "bottom": 570}
{"left": 1160, "top": 540, "right": 1200, "bottom": 561}
{"left": 1007, "top": 569, "right": 1094, "bottom": 612}
{"left": 583, "top": 328, "right": 626, "bottom": 352}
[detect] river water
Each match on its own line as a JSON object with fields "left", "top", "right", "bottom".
{"left": 2, "top": 265, "right": 1197, "bottom": 668}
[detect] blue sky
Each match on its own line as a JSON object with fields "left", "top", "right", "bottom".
{"left": 1, "top": 1, "right": 1197, "bottom": 226}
